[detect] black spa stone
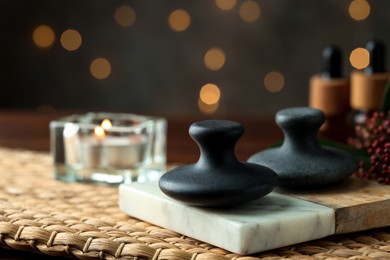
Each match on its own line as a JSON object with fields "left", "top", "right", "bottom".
{"left": 158, "top": 120, "right": 278, "bottom": 207}
{"left": 247, "top": 107, "right": 358, "bottom": 189}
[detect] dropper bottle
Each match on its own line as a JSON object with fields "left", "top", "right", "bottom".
{"left": 349, "top": 40, "right": 390, "bottom": 129}
{"left": 309, "top": 45, "right": 350, "bottom": 143}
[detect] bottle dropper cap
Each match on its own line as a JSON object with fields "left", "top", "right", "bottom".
{"left": 322, "top": 45, "right": 342, "bottom": 79}
{"left": 309, "top": 45, "right": 350, "bottom": 116}
{"left": 365, "top": 40, "right": 386, "bottom": 75}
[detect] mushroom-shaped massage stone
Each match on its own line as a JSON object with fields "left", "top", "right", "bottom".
{"left": 158, "top": 120, "right": 278, "bottom": 207}
{"left": 247, "top": 107, "right": 358, "bottom": 189}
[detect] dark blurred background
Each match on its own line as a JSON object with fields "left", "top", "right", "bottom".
{"left": 1, "top": 0, "right": 388, "bottom": 117}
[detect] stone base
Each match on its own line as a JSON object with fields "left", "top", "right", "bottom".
{"left": 119, "top": 182, "right": 334, "bottom": 254}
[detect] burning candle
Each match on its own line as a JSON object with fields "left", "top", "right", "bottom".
{"left": 66, "top": 119, "right": 147, "bottom": 169}
{"left": 102, "top": 134, "right": 147, "bottom": 169}
{"left": 59, "top": 112, "right": 167, "bottom": 184}
{"left": 79, "top": 126, "right": 105, "bottom": 168}
{"left": 98, "top": 119, "right": 147, "bottom": 168}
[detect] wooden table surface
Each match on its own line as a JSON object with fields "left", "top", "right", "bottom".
{"left": 0, "top": 110, "right": 282, "bottom": 163}
{"left": 0, "top": 110, "right": 282, "bottom": 259}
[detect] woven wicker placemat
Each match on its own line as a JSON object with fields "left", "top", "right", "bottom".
{"left": 0, "top": 147, "right": 390, "bottom": 260}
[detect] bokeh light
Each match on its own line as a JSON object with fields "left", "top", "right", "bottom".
{"left": 101, "top": 119, "right": 113, "bottom": 130}
{"left": 90, "top": 58, "right": 112, "bottom": 80}
{"left": 32, "top": 25, "right": 55, "bottom": 48}
{"left": 264, "top": 71, "right": 285, "bottom": 93}
{"left": 114, "top": 5, "right": 136, "bottom": 27}
{"left": 36, "top": 104, "right": 56, "bottom": 112}
{"left": 168, "top": 9, "right": 191, "bottom": 32}
{"left": 349, "top": 0, "right": 371, "bottom": 21}
{"left": 239, "top": 1, "right": 261, "bottom": 22}
{"left": 198, "top": 99, "right": 219, "bottom": 114}
{"left": 199, "top": 83, "right": 221, "bottom": 105}
{"left": 215, "top": 0, "right": 237, "bottom": 11}
{"left": 204, "top": 48, "right": 226, "bottom": 71}
{"left": 94, "top": 126, "right": 106, "bottom": 139}
{"left": 60, "top": 29, "right": 82, "bottom": 51}
{"left": 349, "top": 47, "right": 369, "bottom": 69}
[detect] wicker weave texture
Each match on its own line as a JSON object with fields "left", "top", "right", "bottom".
{"left": 0, "top": 148, "right": 390, "bottom": 259}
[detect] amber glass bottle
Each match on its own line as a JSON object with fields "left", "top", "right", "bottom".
{"left": 309, "top": 45, "right": 350, "bottom": 143}
{"left": 348, "top": 40, "right": 390, "bottom": 138}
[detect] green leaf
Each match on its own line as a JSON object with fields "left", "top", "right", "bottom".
{"left": 318, "top": 138, "right": 370, "bottom": 166}
{"left": 382, "top": 78, "right": 390, "bottom": 113}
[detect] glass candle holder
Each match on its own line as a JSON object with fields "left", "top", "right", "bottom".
{"left": 50, "top": 112, "right": 167, "bottom": 185}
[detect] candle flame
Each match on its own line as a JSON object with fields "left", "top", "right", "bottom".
{"left": 101, "top": 118, "right": 112, "bottom": 129}
{"left": 94, "top": 126, "right": 106, "bottom": 139}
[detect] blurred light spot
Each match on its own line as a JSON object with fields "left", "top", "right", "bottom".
{"left": 60, "top": 29, "right": 82, "bottom": 51}
{"left": 239, "top": 1, "right": 260, "bottom": 22}
{"left": 349, "top": 47, "right": 369, "bottom": 69}
{"left": 349, "top": 0, "right": 370, "bottom": 21}
{"left": 36, "top": 104, "right": 56, "bottom": 112}
{"left": 204, "top": 48, "right": 226, "bottom": 71}
{"left": 101, "top": 119, "right": 113, "bottom": 129}
{"left": 32, "top": 25, "right": 55, "bottom": 48}
{"left": 114, "top": 5, "right": 136, "bottom": 27}
{"left": 90, "top": 58, "right": 111, "bottom": 80}
{"left": 264, "top": 71, "right": 284, "bottom": 93}
{"left": 168, "top": 9, "right": 191, "bottom": 32}
{"left": 215, "top": 0, "right": 237, "bottom": 11}
{"left": 198, "top": 99, "right": 219, "bottom": 114}
{"left": 199, "top": 83, "right": 221, "bottom": 105}
{"left": 94, "top": 126, "right": 106, "bottom": 139}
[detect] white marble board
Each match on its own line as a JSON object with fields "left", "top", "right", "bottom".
{"left": 119, "top": 182, "right": 335, "bottom": 255}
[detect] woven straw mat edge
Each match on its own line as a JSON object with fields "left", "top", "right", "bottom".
{"left": 0, "top": 147, "right": 389, "bottom": 259}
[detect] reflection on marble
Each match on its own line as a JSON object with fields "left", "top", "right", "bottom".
{"left": 119, "top": 182, "right": 335, "bottom": 255}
